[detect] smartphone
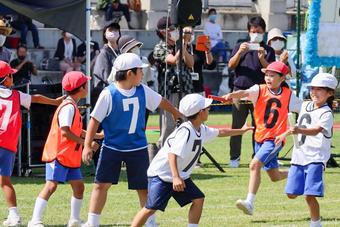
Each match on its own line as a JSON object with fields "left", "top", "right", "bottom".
{"left": 196, "top": 35, "right": 209, "bottom": 52}
{"left": 248, "top": 43, "right": 260, "bottom": 51}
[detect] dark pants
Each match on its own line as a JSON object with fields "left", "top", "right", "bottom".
{"left": 229, "top": 102, "right": 255, "bottom": 160}
{"left": 11, "top": 20, "right": 40, "bottom": 47}
{"left": 105, "top": 3, "right": 131, "bottom": 23}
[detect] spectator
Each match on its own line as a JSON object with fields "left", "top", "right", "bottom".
{"left": 92, "top": 22, "right": 120, "bottom": 105}
{"left": 10, "top": 14, "right": 44, "bottom": 49}
{"left": 153, "top": 16, "right": 194, "bottom": 147}
{"left": 204, "top": 8, "right": 227, "bottom": 63}
{"left": 0, "top": 19, "right": 12, "bottom": 63}
{"left": 227, "top": 16, "right": 275, "bottom": 168}
{"left": 183, "top": 26, "right": 216, "bottom": 95}
{"left": 267, "top": 28, "right": 296, "bottom": 78}
{"left": 10, "top": 45, "right": 37, "bottom": 86}
{"left": 76, "top": 39, "right": 100, "bottom": 72}
{"left": 105, "top": 0, "right": 133, "bottom": 29}
{"left": 54, "top": 31, "right": 80, "bottom": 73}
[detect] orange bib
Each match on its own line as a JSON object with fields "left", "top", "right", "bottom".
{"left": 42, "top": 100, "right": 83, "bottom": 168}
{"left": 254, "top": 85, "right": 291, "bottom": 143}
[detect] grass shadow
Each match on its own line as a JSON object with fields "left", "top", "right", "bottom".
{"left": 191, "top": 173, "right": 232, "bottom": 180}
{"left": 252, "top": 217, "right": 339, "bottom": 224}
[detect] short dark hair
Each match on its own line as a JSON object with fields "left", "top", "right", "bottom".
{"left": 66, "top": 82, "right": 87, "bottom": 95}
{"left": 16, "top": 44, "right": 27, "bottom": 52}
{"left": 115, "top": 68, "right": 138, "bottom": 81}
{"left": 103, "top": 22, "right": 121, "bottom": 44}
{"left": 187, "top": 111, "right": 200, "bottom": 120}
{"left": 208, "top": 8, "right": 216, "bottom": 15}
{"left": 247, "top": 16, "right": 266, "bottom": 31}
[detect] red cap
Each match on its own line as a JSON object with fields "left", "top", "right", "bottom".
{"left": 62, "top": 71, "right": 91, "bottom": 92}
{"left": 0, "top": 61, "right": 17, "bottom": 78}
{"left": 261, "top": 61, "right": 289, "bottom": 76}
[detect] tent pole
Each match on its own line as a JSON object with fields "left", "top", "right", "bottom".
{"left": 86, "top": 0, "right": 91, "bottom": 123}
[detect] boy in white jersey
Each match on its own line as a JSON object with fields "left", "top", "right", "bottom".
{"left": 131, "top": 94, "right": 253, "bottom": 227}
{"left": 275, "top": 73, "right": 337, "bottom": 227}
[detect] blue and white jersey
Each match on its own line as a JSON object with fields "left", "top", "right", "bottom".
{"left": 91, "top": 83, "right": 162, "bottom": 152}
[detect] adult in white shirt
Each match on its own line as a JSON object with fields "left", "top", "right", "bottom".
{"left": 203, "top": 8, "right": 227, "bottom": 63}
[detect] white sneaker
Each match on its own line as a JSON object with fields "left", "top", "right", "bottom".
{"left": 67, "top": 219, "right": 83, "bottom": 227}
{"left": 80, "top": 223, "right": 96, "bottom": 227}
{"left": 27, "top": 220, "right": 44, "bottom": 227}
{"left": 3, "top": 216, "right": 21, "bottom": 227}
{"left": 235, "top": 199, "right": 253, "bottom": 215}
{"left": 145, "top": 218, "right": 158, "bottom": 227}
{"left": 229, "top": 158, "right": 240, "bottom": 168}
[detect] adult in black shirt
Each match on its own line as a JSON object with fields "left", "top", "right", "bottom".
{"left": 10, "top": 45, "right": 37, "bottom": 86}
{"left": 227, "top": 16, "right": 275, "bottom": 168}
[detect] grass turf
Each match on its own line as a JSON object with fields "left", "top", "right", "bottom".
{"left": 1, "top": 113, "right": 340, "bottom": 226}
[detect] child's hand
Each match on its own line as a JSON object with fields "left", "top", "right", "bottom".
{"left": 241, "top": 124, "right": 254, "bottom": 133}
{"left": 274, "top": 134, "right": 285, "bottom": 146}
{"left": 172, "top": 176, "right": 186, "bottom": 192}
{"left": 222, "top": 94, "right": 233, "bottom": 103}
{"left": 55, "top": 95, "right": 66, "bottom": 105}
{"left": 82, "top": 146, "right": 94, "bottom": 165}
{"left": 91, "top": 141, "right": 100, "bottom": 151}
{"left": 290, "top": 126, "right": 298, "bottom": 134}
{"left": 172, "top": 109, "right": 183, "bottom": 123}
{"left": 95, "top": 131, "right": 104, "bottom": 140}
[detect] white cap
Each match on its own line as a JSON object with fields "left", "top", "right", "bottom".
{"left": 113, "top": 53, "right": 148, "bottom": 71}
{"left": 267, "top": 28, "right": 286, "bottom": 44}
{"left": 308, "top": 73, "right": 338, "bottom": 90}
{"left": 179, "top": 94, "right": 213, "bottom": 117}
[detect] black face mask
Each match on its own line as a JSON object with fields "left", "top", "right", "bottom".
{"left": 18, "top": 56, "right": 25, "bottom": 60}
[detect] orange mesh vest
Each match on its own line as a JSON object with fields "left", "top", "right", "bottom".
{"left": 42, "top": 100, "right": 83, "bottom": 168}
{"left": 254, "top": 85, "right": 291, "bottom": 143}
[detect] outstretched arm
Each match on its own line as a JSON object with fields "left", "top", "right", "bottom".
{"left": 31, "top": 94, "right": 64, "bottom": 106}
{"left": 158, "top": 98, "right": 183, "bottom": 121}
{"left": 218, "top": 125, "right": 254, "bottom": 137}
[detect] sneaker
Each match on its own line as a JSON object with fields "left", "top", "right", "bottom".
{"left": 145, "top": 219, "right": 158, "bottom": 227}
{"left": 235, "top": 199, "right": 253, "bottom": 215}
{"left": 229, "top": 158, "right": 240, "bottom": 168}
{"left": 81, "top": 223, "right": 96, "bottom": 227}
{"left": 3, "top": 216, "right": 21, "bottom": 227}
{"left": 27, "top": 220, "right": 44, "bottom": 227}
{"left": 67, "top": 219, "right": 83, "bottom": 227}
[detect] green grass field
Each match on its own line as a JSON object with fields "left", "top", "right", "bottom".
{"left": 1, "top": 113, "right": 340, "bottom": 226}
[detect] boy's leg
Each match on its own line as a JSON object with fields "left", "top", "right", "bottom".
{"left": 188, "top": 198, "right": 204, "bottom": 225}
{"left": 0, "top": 176, "right": 17, "bottom": 208}
{"left": 266, "top": 168, "right": 288, "bottom": 182}
{"left": 69, "top": 179, "right": 85, "bottom": 222}
{"left": 306, "top": 196, "right": 321, "bottom": 226}
{"left": 131, "top": 208, "right": 156, "bottom": 227}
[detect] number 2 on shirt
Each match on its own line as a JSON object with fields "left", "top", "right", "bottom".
{"left": 122, "top": 97, "right": 140, "bottom": 134}
{"left": 0, "top": 99, "right": 13, "bottom": 131}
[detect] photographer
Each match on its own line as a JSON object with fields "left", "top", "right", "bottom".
{"left": 227, "top": 16, "right": 275, "bottom": 168}
{"left": 153, "top": 16, "right": 194, "bottom": 147}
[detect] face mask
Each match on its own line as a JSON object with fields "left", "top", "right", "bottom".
{"left": 129, "top": 46, "right": 141, "bottom": 56}
{"left": 0, "top": 35, "right": 6, "bottom": 47}
{"left": 106, "top": 31, "right": 120, "bottom": 42}
{"left": 169, "top": 30, "right": 179, "bottom": 42}
{"left": 208, "top": 14, "right": 217, "bottom": 22}
{"left": 271, "top": 40, "right": 285, "bottom": 51}
{"left": 249, "top": 33, "right": 264, "bottom": 43}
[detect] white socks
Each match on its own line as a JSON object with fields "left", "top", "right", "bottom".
{"left": 70, "top": 196, "right": 83, "bottom": 220}
{"left": 8, "top": 207, "right": 20, "bottom": 218}
{"left": 188, "top": 224, "right": 198, "bottom": 227}
{"left": 245, "top": 193, "right": 256, "bottom": 205}
{"left": 88, "top": 213, "right": 100, "bottom": 226}
{"left": 310, "top": 219, "right": 322, "bottom": 227}
{"left": 31, "top": 197, "right": 48, "bottom": 221}
{"left": 145, "top": 214, "right": 156, "bottom": 225}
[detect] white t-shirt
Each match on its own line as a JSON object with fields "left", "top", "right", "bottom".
{"left": 246, "top": 84, "right": 302, "bottom": 113}
{"left": 147, "top": 121, "right": 219, "bottom": 182}
{"left": 291, "top": 101, "right": 333, "bottom": 166}
{"left": 203, "top": 21, "right": 223, "bottom": 48}
{"left": 58, "top": 99, "right": 76, "bottom": 128}
{"left": 91, "top": 83, "right": 162, "bottom": 122}
{"left": 0, "top": 87, "right": 31, "bottom": 109}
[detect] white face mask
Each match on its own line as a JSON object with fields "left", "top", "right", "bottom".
{"left": 249, "top": 33, "right": 264, "bottom": 43}
{"left": 0, "top": 35, "right": 6, "bottom": 47}
{"left": 271, "top": 40, "right": 285, "bottom": 51}
{"left": 129, "top": 46, "right": 141, "bottom": 56}
{"left": 169, "top": 30, "right": 179, "bottom": 42}
{"left": 105, "top": 31, "right": 120, "bottom": 43}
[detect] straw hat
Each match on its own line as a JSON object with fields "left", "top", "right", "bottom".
{"left": 0, "top": 19, "right": 12, "bottom": 36}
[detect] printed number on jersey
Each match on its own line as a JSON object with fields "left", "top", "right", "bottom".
{"left": 0, "top": 99, "right": 13, "bottom": 131}
{"left": 183, "top": 140, "right": 202, "bottom": 172}
{"left": 122, "top": 97, "right": 139, "bottom": 134}
{"left": 297, "top": 113, "right": 311, "bottom": 146}
{"left": 264, "top": 98, "right": 281, "bottom": 128}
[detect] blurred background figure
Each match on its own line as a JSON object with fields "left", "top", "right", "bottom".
{"left": 0, "top": 19, "right": 12, "bottom": 63}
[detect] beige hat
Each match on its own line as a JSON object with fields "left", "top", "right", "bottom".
{"left": 0, "top": 19, "right": 12, "bottom": 36}
{"left": 267, "top": 28, "right": 286, "bottom": 44}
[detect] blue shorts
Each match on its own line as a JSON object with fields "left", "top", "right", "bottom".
{"left": 145, "top": 176, "right": 205, "bottom": 211}
{"left": 45, "top": 160, "right": 82, "bottom": 183}
{"left": 95, "top": 146, "right": 149, "bottom": 190}
{"left": 0, "top": 147, "right": 15, "bottom": 176}
{"left": 254, "top": 140, "right": 282, "bottom": 171}
{"left": 285, "top": 163, "right": 324, "bottom": 197}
